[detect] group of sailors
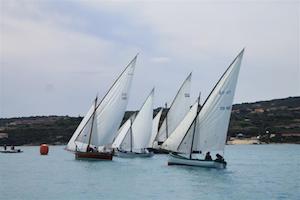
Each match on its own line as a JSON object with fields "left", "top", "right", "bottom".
{"left": 204, "top": 152, "right": 225, "bottom": 163}
{"left": 3, "top": 144, "right": 15, "bottom": 151}
{"left": 86, "top": 145, "right": 113, "bottom": 153}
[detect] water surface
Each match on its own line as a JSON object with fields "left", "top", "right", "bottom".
{"left": 0, "top": 144, "right": 299, "bottom": 200}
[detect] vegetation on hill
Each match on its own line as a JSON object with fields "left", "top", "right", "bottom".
{"left": 0, "top": 96, "right": 299, "bottom": 146}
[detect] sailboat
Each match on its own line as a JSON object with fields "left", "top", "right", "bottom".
{"left": 66, "top": 55, "right": 137, "bottom": 160}
{"left": 112, "top": 89, "right": 155, "bottom": 158}
{"left": 162, "top": 49, "right": 244, "bottom": 168}
{"left": 152, "top": 73, "right": 192, "bottom": 152}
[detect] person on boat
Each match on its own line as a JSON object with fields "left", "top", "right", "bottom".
{"left": 87, "top": 146, "right": 94, "bottom": 152}
{"left": 4, "top": 144, "right": 7, "bottom": 150}
{"left": 11, "top": 146, "right": 15, "bottom": 150}
{"left": 205, "top": 152, "right": 212, "bottom": 161}
{"left": 93, "top": 146, "right": 98, "bottom": 152}
{"left": 215, "top": 154, "right": 225, "bottom": 163}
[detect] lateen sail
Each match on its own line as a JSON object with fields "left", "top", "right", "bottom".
{"left": 195, "top": 50, "right": 244, "bottom": 152}
{"left": 111, "top": 119, "right": 131, "bottom": 149}
{"left": 161, "top": 101, "right": 198, "bottom": 153}
{"left": 112, "top": 112, "right": 137, "bottom": 149}
{"left": 131, "top": 89, "right": 154, "bottom": 151}
{"left": 66, "top": 103, "right": 95, "bottom": 151}
{"left": 66, "top": 55, "right": 137, "bottom": 151}
{"left": 162, "top": 49, "right": 244, "bottom": 155}
{"left": 116, "top": 89, "right": 154, "bottom": 152}
{"left": 156, "top": 73, "right": 192, "bottom": 142}
{"left": 149, "top": 108, "right": 163, "bottom": 147}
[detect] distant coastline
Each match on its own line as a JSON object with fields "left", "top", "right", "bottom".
{"left": 1, "top": 96, "right": 299, "bottom": 146}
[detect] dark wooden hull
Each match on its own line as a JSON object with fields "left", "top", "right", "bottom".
{"left": 75, "top": 151, "right": 113, "bottom": 161}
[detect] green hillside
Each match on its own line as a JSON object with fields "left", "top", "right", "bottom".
{"left": 0, "top": 96, "right": 299, "bottom": 146}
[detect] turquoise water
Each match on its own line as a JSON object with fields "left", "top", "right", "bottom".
{"left": 0, "top": 145, "right": 299, "bottom": 200}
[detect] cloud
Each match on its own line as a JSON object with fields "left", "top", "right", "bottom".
{"left": 0, "top": 0, "right": 299, "bottom": 117}
{"left": 0, "top": 1, "right": 142, "bottom": 117}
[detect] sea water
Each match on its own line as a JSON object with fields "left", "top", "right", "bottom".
{"left": 0, "top": 144, "right": 299, "bottom": 200}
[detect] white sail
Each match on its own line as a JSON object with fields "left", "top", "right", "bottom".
{"left": 66, "top": 55, "right": 137, "bottom": 151}
{"left": 92, "top": 56, "right": 136, "bottom": 147}
{"left": 163, "top": 49, "right": 244, "bottom": 155}
{"left": 131, "top": 89, "right": 154, "bottom": 151}
{"left": 195, "top": 50, "right": 244, "bottom": 153}
{"left": 112, "top": 112, "right": 136, "bottom": 149}
{"left": 161, "top": 101, "right": 198, "bottom": 152}
{"left": 148, "top": 108, "right": 163, "bottom": 147}
{"left": 156, "top": 73, "right": 192, "bottom": 142}
{"left": 119, "top": 127, "right": 133, "bottom": 151}
{"left": 66, "top": 103, "right": 95, "bottom": 151}
{"left": 111, "top": 119, "right": 131, "bottom": 149}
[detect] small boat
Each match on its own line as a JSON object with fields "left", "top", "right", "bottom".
{"left": 113, "top": 89, "right": 155, "bottom": 158}
{"left": 162, "top": 49, "right": 245, "bottom": 169}
{"left": 0, "top": 149, "right": 23, "bottom": 153}
{"left": 66, "top": 55, "right": 138, "bottom": 160}
{"left": 152, "top": 73, "right": 192, "bottom": 151}
{"left": 168, "top": 153, "right": 226, "bottom": 169}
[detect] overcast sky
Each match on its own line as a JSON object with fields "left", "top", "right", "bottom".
{"left": 0, "top": 0, "right": 299, "bottom": 118}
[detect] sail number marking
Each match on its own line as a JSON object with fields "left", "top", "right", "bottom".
{"left": 219, "top": 90, "right": 232, "bottom": 95}
{"left": 122, "top": 93, "right": 127, "bottom": 100}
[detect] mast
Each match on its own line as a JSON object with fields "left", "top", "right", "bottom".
{"left": 165, "top": 102, "right": 169, "bottom": 138}
{"left": 189, "top": 93, "right": 201, "bottom": 159}
{"left": 86, "top": 96, "right": 98, "bottom": 152}
{"left": 130, "top": 119, "right": 133, "bottom": 152}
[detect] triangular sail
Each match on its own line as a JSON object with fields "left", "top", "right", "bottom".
{"left": 177, "top": 120, "right": 197, "bottom": 155}
{"left": 111, "top": 118, "right": 131, "bottom": 149}
{"left": 119, "top": 125, "right": 133, "bottom": 151}
{"left": 161, "top": 101, "right": 198, "bottom": 152}
{"left": 66, "top": 55, "right": 137, "bottom": 151}
{"left": 163, "top": 49, "right": 244, "bottom": 155}
{"left": 156, "top": 73, "right": 192, "bottom": 142}
{"left": 149, "top": 108, "right": 163, "bottom": 147}
{"left": 131, "top": 89, "right": 154, "bottom": 151}
{"left": 66, "top": 102, "right": 95, "bottom": 151}
{"left": 195, "top": 50, "right": 244, "bottom": 152}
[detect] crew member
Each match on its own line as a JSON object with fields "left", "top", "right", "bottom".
{"left": 205, "top": 152, "right": 212, "bottom": 160}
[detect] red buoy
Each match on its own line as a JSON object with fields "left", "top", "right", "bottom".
{"left": 40, "top": 144, "right": 49, "bottom": 155}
